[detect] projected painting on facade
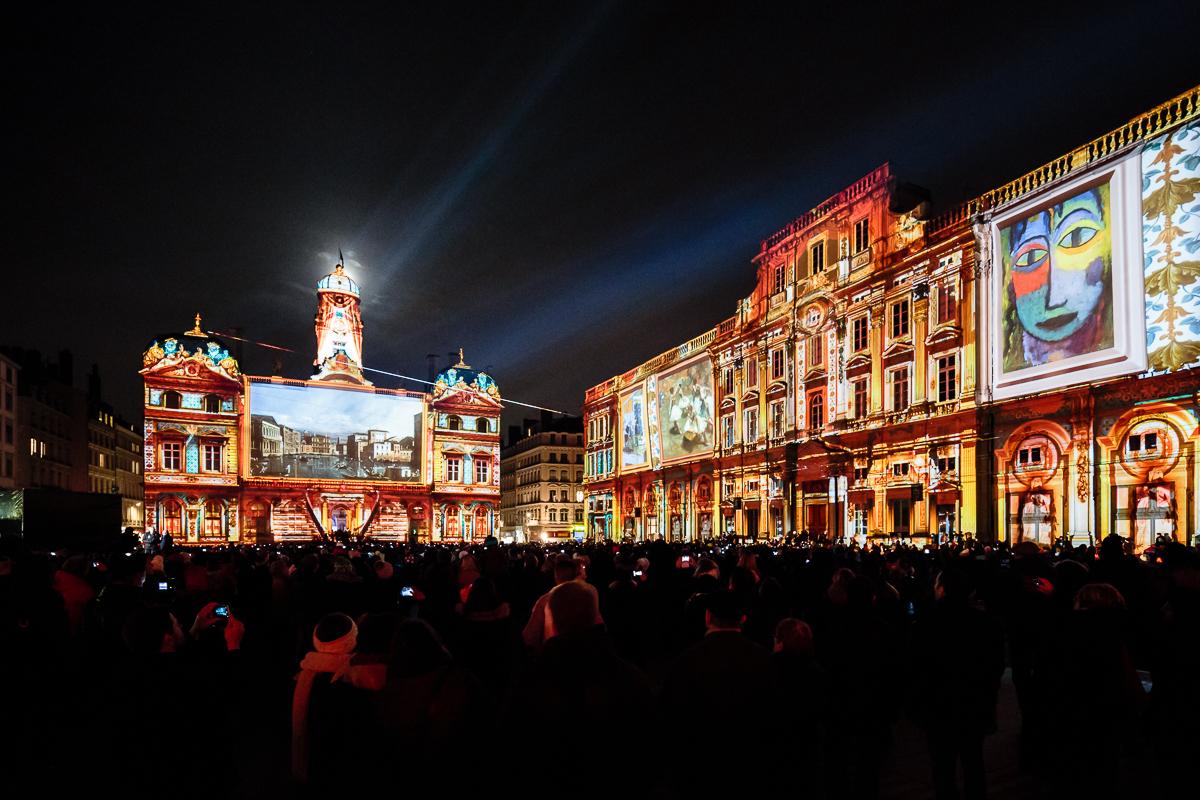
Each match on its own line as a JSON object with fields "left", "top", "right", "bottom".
{"left": 655, "top": 356, "right": 714, "bottom": 462}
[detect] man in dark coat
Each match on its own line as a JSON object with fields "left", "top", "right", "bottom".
{"left": 910, "top": 569, "right": 1005, "bottom": 800}
{"left": 505, "top": 580, "right": 656, "bottom": 800}
{"left": 660, "top": 590, "right": 779, "bottom": 799}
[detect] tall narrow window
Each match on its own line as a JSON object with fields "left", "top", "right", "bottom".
{"left": 722, "top": 414, "right": 736, "bottom": 448}
{"left": 808, "top": 335, "right": 823, "bottom": 367}
{"left": 937, "top": 354, "right": 958, "bottom": 402}
{"left": 744, "top": 407, "right": 758, "bottom": 443}
{"left": 475, "top": 458, "right": 489, "bottom": 484}
{"left": 446, "top": 456, "right": 462, "bottom": 482}
{"left": 745, "top": 358, "right": 758, "bottom": 390}
{"left": 722, "top": 368, "right": 734, "bottom": 395}
{"left": 809, "top": 240, "right": 825, "bottom": 274}
{"left": 853, "top": 217, "right": 869, "bottom": 254}
{"left": 809, "top": 392, "right": 825, "bottom": 430}
{"left": 204, "top": 501, "right": 224, "bottom": 537}
{"left": 937, "top": 282, "right": 957, "bottom": 324}
{"left": 890, "top": 300, "right": 910, "bottom": 338}
{"left": 889, "top": 367, "right": 910, "bottom": 412}
{"left": 769, "top": 400, "right": 784, "bottom": 438}
{"left": 772, "top": 263, "right": 786, "bottom": 294}
{"left": 854, "top": 378, "right": 869, "bottom": 419}
{"left": 770, "top": 348, "right": 785, "bottom": 380}
{"left": 852, "top": 316, "right": 869, "bottom": 351}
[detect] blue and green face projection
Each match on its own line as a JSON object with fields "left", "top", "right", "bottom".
{"left": 1000, "top": 181, "right": 1115, "bottom": 371}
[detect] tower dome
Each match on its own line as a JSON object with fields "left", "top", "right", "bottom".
{"left": 317, "top": 262, "right": 360, "bottom": 297}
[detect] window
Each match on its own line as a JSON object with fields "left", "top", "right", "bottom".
{"left": 853, "top": 379, "right": 869, "bottom": 419}
{"left": 854, "top": 466, "right": 869, "bottom": 484}
{"left": 574, "top": 509, "right": 583, "bottom": 523}
{"left": 745, "top": 358, "right": 758, "bottom": 390}
{"left": 853, "top": 217, "right": 869, "bottom": 254}
{"left": 937, "top": 282, "right": 957, "bottom": 324}
{"left": 808, "top": 392, "right": 824, "bottom": 430}
{"left": 165, "top": 391, "right": 182, "bottom": 409}
{"left": 3, "top": 420, "right": 11, "bottom": 444}
{"left": 476, "top": 418, "right": 490, "bottom": 433}
{"left": 475, "top": 459, "right": 490, "bottom": 484}
{"left": 772, "top": 263, "right": 786, "bottom": 294}
{"left": 1128, "top": 432, "right": 1159, "bottom": 453}
{"left": 202, "top": 443, "right": 222, "bottom": 472}
{"left": 809, "top": 240, "right": 825, "bottom": 274}
{"left": 891, "top": 499, "right": 911, "bottom": 537}
{"left": 722, "top": 414, "right": 736, "bottom": 448}
{"left": 852, "top": 316, "right": 869, "bottom": 351}
{"left": 808, "top": 335, "right": 823, "bottom": 367}
{"left": 549, "top": 490, "right": 558, "bottom": 503}
{"left": 890, "top": 300, "right": 910, "bottom": 338}
{"left": 1017, "top": 446, "right": 1043, "bottom": 466}
{"left": 161, "top": 499, "right": 182, "bottom": 535}
{"left": 722, "top": 368, "right": 734, "bottom": 395}
{"left": 889, "top": 366, "right": 910, "bottom": 412}
{"left": 447, "top": 415, "right": 462, "bottom": 431}
{"left": 770, "top": 348, "right": 785, "bottom": 380}
{"left": 852, "top": 508, "right": 868, "bottom": 538}
{"left": 204, "top": 501, "right": 224, "bottom": 537}
{"left": 204, "top": 395, "right": 220, "bottom": 413}
{"left": 446, "top": 456, "right": 462, "bottom": 481}
{"left": 936, "top": 455, "right": 957, "bottom": 474}
{"left": 892, "top": 462, "right": 910, "bottom": 477}
{"left": 769, "top": 400, "right": 784, "bottom": 438}
{"left": 744, "top": 407, "right": 758, "bottom": 443}
{"left": 162, "top": 442, "right": 182, "bottom": 471}
{"left": 936, "top": 354, "right": 957, "bottom": 402}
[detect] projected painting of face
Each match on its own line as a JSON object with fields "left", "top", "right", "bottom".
{"left": 1000, "top": 183, "right": 1114, "bottom": 371}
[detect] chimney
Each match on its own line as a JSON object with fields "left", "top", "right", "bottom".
{"left": 58, "top": 349, "right": 74, "bottom": 386}
{"left": 540, "top": 409, "right": 553, "bottom": 431}
{"left": 88, "top": 363, "right": 102, "bottom": 403}
{"left": 426, "top": 353, "right": 439, "bottom": 383}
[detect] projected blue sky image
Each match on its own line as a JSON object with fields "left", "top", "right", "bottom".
{"left": 250, "top": 383, "right": 421, "bottom": 439}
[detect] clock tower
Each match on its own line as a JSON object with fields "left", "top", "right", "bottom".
{"left": 312, "top": 260, "right": 370, "bottom": 385}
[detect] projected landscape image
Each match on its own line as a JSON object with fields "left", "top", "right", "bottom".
{"left": 248, "top": 382, "right": 423, "bottom": 481}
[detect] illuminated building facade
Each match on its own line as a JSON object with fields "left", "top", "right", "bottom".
{"left": 140, "top": 262, "right": 501, "bottom": 545}
{"left": 499, "top": 415, "right": 585, "bottom": 543}
{"left": 584, "top": 86, "right": 1200, "bottom": 547}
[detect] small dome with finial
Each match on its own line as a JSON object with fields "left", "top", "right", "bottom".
{"left": 433, "top": 348, "right": 500, "bottom": 398}
{"left": 317, "top": 261, "right": 361, "bottom": 297}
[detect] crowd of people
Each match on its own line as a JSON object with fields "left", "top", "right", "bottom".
{"left": 1, "top": 532, "right": 1197, "bottom": 799}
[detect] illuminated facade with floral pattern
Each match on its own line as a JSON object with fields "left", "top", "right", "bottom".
{"left": 584, "top": 85, "right": 1200, "bottom": 548}
{"left": 140, "top": 263, "right": 501, "bottom": 545}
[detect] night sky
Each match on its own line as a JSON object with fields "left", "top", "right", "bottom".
{"left": 7, "top": 2, "right": 1198, "bottom": 426}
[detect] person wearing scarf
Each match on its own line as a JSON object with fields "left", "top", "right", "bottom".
{"left": 291, "top": 613, "right": 358, "bottom": 784}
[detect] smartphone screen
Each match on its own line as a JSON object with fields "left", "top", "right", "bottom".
{"left": 214, "top": 605, "right": 230, "bottom": 618}
{"left": 401, "top": 586, "right": 415, "bottom": 598}
{"left": 158, "top": 581, "right": 169, "bottom": 591}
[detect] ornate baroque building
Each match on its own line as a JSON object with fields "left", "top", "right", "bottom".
{"left": 140, "top": 262, "right": 502, "bottom": 545}
{"left": 583, "top": 85, "right": 1200, "bottom": 548}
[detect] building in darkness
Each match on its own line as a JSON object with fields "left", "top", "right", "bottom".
{"left": 500, "top": 413, "right": 585, "bottom": 542}
{"left": 2, "top": 348, "right": 89, "bottom": 494}
{"left": 140, "top": 261, "right": 503, "bottom": 545}
{"left": 0, "top": 352, "right": 17, "bottom": 490}
{"left": 583, "top": 85, "right": 1200, "bottom": 548}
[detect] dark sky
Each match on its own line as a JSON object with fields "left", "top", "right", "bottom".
{"left": 7, "top": 1, "right": 1198, "bottom": 425}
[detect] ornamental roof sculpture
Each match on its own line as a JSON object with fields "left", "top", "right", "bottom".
{"left": 432, "top": 348, "right": 502, "bottom": 401}
{"left": 141, "top": 313, "right": 240, "bottom": 381}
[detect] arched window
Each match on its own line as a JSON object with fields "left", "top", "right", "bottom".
{"left": 204, "top": 394, "right": 221, "bottom": 413}
{"left": 447, "top": 415, "right": 462, "bottom": 431}
{"left": 204, "top": 500, "right": 224, "bottom": 537}
{"left": 161, "top": 498, "right": 182, "bottom": 535}
{"left": 165, "top": 391, "right": 182, "bottom": 409}
{"left": 809, "top": 392, "right": 825, "bottom": 430}
{"left": 475, "top": 418, "right": 489, "bottom": 433}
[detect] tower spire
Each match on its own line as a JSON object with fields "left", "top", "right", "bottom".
{"left": 187, "top": 313, "right": 204, "bottom": 336}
